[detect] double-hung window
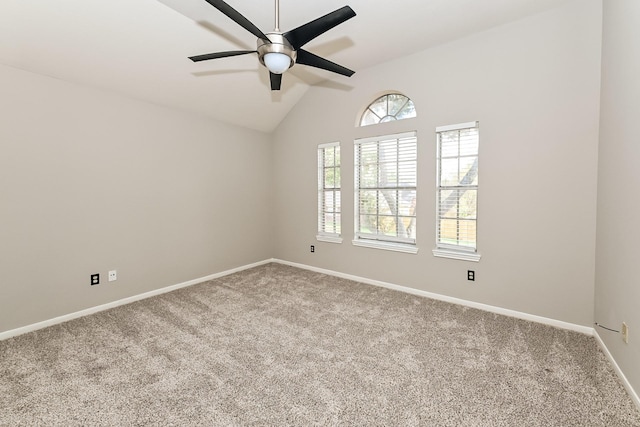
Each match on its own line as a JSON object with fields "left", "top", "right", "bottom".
{"left": 354, "top": 132, "right": 418, "bottom": 253}
{"left": 433, "top": 121, "right": 481, "bottom": 261}
{"left": 317, "top": 142, "right": 342, "bottom": 243}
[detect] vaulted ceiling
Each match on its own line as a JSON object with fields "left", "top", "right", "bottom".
{"left": 0, "top": 0, "right": 572, "bottom": 132}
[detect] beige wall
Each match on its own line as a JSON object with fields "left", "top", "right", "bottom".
{"left": 596, "top": 0, "right": 640, "bottom": 397}
{"left": 0, "top": 64, "right": 273, "bottom": 333}
{"left": 273, "top": 0, "right": 602, "bottom": 326}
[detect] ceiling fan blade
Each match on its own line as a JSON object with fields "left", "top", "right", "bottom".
{"left": 189, "top": 50, "right": 257, "bottom": 62}
{"left": 283, "top": 6, "right": 356, "bottom": 50}
{"left": 296, "top": 49, "right": 355, "bottom": 77}
{"left": 270, "top": 72, "right": 282, "bottom": 91}
{"left": 203, "top": 0, "right": 270, "bottom": 41}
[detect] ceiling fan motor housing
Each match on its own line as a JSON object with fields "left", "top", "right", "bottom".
{"left": 257, "top": 33, "right": 297, "bottom": 70}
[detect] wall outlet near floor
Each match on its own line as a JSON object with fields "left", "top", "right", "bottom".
{"left": 310, "top": 245, "right": 315, "bottom": 253}
{"left": 467, "top": 270, "right": 475, "bottom": 281}
{"left": 90, "top": 274, "right": 99, "bottom": 286}
{"left": 621, "top": 322, "right": 629, "bottom": 344}
{"left": 108, "top": 270, "right": 117, "bottom": 282}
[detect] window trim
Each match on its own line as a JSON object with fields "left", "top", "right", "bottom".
{"left": 433, "top": 121, "right": 481, "bottom": 262}
{"left": 432, "top": 248, "right": 481, "bottom": 262}
{"left": 353, "top": 238, "right": 419, "bottom": 254}
{"left": 317, "top": 234, "right": 343, "bottom": 244}
{"left": 317, "top": 142, "right": 342, "bottom": 243}
{"left": 353, "top": 131, "right": 418, "bottom": 253}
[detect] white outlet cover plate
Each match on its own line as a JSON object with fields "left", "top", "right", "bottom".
{"left": 108, "top": 270, "right": 117, "bottom": 282}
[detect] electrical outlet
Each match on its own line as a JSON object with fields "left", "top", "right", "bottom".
{"left": 622, "top": 322, "right": 629, "bottom": 344}
{"left": 91, "top": 274, "right": 99, "bottom": 286}
{"left": 467, "top": 270, "right": 475, "bottom": 281}
{"left": 310, "top": 245, "right": 315, "bottom": 253}
{"left": 108, "top": 270, "right": 117, "bottom": 282}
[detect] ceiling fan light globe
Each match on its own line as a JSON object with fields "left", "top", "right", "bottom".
{"left": 264, "top": 52, "right": 291, "bottom": 74}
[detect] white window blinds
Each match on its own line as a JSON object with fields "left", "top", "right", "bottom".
{"left": 436, "top": 122, "right": 479, "bottom": 252}
{"left": 354, "top": 131, "right": 417, "bottom": 246}
{"left": 317, "top": 142, "right": 341, "bottom": 240}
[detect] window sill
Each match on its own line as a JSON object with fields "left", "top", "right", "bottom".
{"left": 316, "top": 235, "right": 343, "bottom": 244}
{"left": 352, "top": 239, "right": 418, "bottom": 254}
{"left": 432, "top": 248, "right": 481, "bottom": 262}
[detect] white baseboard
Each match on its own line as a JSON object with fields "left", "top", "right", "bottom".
{"left": 1, "top": 257, "right": 593, "bottom": 339}
{"left": 3, "top": 257, "right": 637, "bottom": 410}
{"left": 594, "top": 331, "right": 640, "bottom": 410}
{"left": 273, "top": 259, "right": 594, "bottom": 335}
{"left": 0, "top": 259, "right": 273, "bottom": 341}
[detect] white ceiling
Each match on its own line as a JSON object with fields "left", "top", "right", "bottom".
{"left": 0, "top": 0, "right": 572, "bottom": 133}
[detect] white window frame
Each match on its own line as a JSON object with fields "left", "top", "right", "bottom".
{"left": 433, "top": 121, "right": 481, "bottom": 262}
{"left": 359, "top": 93, "right": 417, "bottom": 127}
{"left": 317, "top": 142, "right": 342, "bottom": 243}
{"left": 353, "top": 131, "right": 418, "bottom": 254}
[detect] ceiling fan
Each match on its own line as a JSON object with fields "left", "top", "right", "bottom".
{"left": 189, "top": 0, "right": 356, "bottom": 91}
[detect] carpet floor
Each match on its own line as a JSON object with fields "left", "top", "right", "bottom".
{"left": 1, "top": 263, "right": 639, "bottom": 426}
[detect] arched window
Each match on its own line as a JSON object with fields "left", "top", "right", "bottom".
{"left": 359, "top": 93, "right": 416, "bottom": 127}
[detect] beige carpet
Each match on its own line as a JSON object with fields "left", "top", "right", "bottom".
{"left": 1, "top": 263, "right": 639, "bottom": 426}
